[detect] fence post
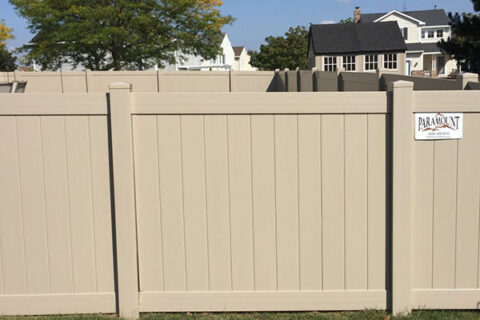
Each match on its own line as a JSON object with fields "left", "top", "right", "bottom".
{"left": 85, "top": 69, "right": 93, "bottom": 92}
{"left": 457, "top": 72, "right": 479, "bottom": 90}
{"left": 390, "top": 80, "right": 414, "bottom": 315}
{"left": 108, "top": 82, "right": 139, "bottom": 319}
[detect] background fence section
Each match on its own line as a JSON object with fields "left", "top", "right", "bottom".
{"left": 0, "top": 94, "right": 116, "bottom": 315}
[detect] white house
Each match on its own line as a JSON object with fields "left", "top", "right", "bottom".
{"left": 233, "top": 46, "right": 257, "bottom": 71}
{"left": 358, "top": 7, "right": 457, "bottom": 77}
{"left": 165, "top": 34, "right": 256, "bottom": 71}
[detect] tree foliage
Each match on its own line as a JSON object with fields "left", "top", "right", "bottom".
{"left": 0, "top": 21, "right": 16, "bottom": 71}
{"left": 339, "top": 17, "right": 353, "bottom": 23}
{"left": 0, "top": 47, "right": 17, "bottom": 71}
{"left": 438, "top": 0, "right": 480, "bottom": 73}
{"left": 0, "top": 20, "right": 14, "bottom": 49}
{"left": 249, "top": 26, "right": 308, "bottom": 71}
{"left": 9, "top": 0, "right": 233, "bottom": 71}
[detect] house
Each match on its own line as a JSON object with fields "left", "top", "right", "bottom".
{"left": 165, "top": 34, "right": 256, "bottom": 71}
{"left": 308, "top": 22, "right": 407, "bottom": 74}
{"left": 357, "top": 7, "right": 457, "bottom": 77}
{"left": 233, "top": 46, "right": 257, "bottom": 71}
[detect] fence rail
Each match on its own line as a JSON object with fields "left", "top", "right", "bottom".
{"left": 0, "top": 82, "right": 480, "bottom": 317}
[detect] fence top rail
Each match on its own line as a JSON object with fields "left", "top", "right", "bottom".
{"left": 413, "top": 90, "right": 480, "bottom": 113}
{"left": 0, "top": 93, "right": 108, "bottom": 115}
{"left": 131, "top": 92, "right": 389, "bottom": 115}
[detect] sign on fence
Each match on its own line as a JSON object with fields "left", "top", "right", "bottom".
{"left": 415, "top": 112, "right": 463, "bottom": 140}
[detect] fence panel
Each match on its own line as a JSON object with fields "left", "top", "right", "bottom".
{"left": 130, "top": 92, "right": 390, "bottom": 312}
{"left": 0, "top": 94, "right": 116, "bottom": 315}
{"left": 408, "top": 90, "right": 480, "bottom": 310}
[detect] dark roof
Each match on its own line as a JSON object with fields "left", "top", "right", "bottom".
{"left": 232, "top": 46, "right": 245, "bottom": 56}
{"left": 361, "top": 9, "right": 449, "bottom": 26}
{"left": 406, "top": 42, "right": 443, "bottom": 53}
{"left": 309, "top": 21, "right": 407, "bottom": 55}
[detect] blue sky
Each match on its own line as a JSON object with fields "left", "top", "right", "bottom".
{"left": 1, "top": 0, "right": 475, "bottom": 51}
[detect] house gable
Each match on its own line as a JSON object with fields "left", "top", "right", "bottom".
{"left": 373, "top": 10, "right": 426, "bottom": 25}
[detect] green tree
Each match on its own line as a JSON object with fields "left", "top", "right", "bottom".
{"left": 249, "top": 26, "right": 308, "bottom": 71}
{"left": 339, "top": 17, "right": 353, "bottom": 23}
{"left": 0, "top": 47, "right": 17, "bottom": 71}
{"left": 10, "top": 0, "right": 233, "bottom": 71}
{"left": 438, "top": 0, "right": 480, "bottom": 73}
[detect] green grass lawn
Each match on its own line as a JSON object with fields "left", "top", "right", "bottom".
{"left": 1, "top": 311, "right": 480, "bottom": 320}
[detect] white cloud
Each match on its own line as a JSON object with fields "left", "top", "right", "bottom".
{"left": 321, "top": 20, "right": 336, "bottom": 24}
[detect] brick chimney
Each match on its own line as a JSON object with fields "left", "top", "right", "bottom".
{"left": 354, "top": 6, "right": 361, "bottom": 23}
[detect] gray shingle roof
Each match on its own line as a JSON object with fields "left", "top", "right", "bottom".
{"left": 361, "top": 9, "right": 449, "bottom": 26}
{"left": 309, "top": 21, "right": 407, "bottom": 55}
{"left": 406, "top": 42, "right": 443, "bottom": 53}
{"left": 232, "top": 46, "right": 245, "bottom": 57}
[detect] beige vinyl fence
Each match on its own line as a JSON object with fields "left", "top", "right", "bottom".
{"left": 0, "top": 82, "right": 479, "bottom": 317}
{"left": 0, "top": 70, "right": 277, "bottom": 93}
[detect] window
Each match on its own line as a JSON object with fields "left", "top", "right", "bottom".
{"left": 421, "top": 30, "right": 426, "bottom": 38}
{"left": 324, "top": 56, "right": 337, "bottom": 71}
{"left": 437, "top": 29, "right": 443, "bottom": 38}
{"left": 384, "top": 53, "right": 398, "bottom": 70}
{"left": 342, "top": 55, "right": 356, "bottom": 71}
{"left": 365, "top": 54, "right": 378, "bottom": 71}
{"left": 401, "top": 27, "right": 408, "bottom": 40}
{"left": 428, "top": 30, "right": 435, "bottom": 38}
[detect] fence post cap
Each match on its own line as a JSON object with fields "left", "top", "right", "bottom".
{"left": 457, "top": 72, "right": 479, "bottom": 80}
{"left": 109, "top": 81, "right": 132, "bottom": 91}
{"left": 392, "top": 80, "right": 414, "bottom": 88}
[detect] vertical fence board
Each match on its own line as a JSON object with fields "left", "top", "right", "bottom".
{"left": 251, "top": 115, "right": 277, "bottom": 291}
{"left": 274, "top": 115, "right": 300, "bottom": 291}
{"left": 412, "top": 141, "right": 434, "bottom": 289}
{"left": 16, "top": 117, "right": 51, "bottom": 294}
{"left": 432, "top": 140, "right": 458, "bottom": 289}
{"left": 344, "top": 115, "right": 368, "bottom": 290}
{"left": 455, "top": 114, "right": 480, "bottom": 288}
{"left": 204, "top": 116, "right": 232, "bottom": 291}
{"left": 297, "top": 115, "right": 322, "bottom": 291}
{"left": 64, "top": 117, "right": 97, "bottom": 293}
{"left": 40, "top": 117, "right": 74, "bottom": 294}
{"left": 367, "top": 114, "right": 387, "bottom": 290}
{"left": 321, "top": 115, "right": 345, "bottom": 290}
{"left": 0, "top": 117, "right": 27, "bottom": 294}
{"left": 227, "top": 115, "right": 255, "bottom": 291}
{"left": 133, "top": 116, "right": 164, "bottom": 292}
{"left": 180, "top": 116, "right": 210, "bottom": 291}
{"left": 88, "top": 116, "right": 115, "bottom": 293}
{"left": 156, "top": 116, "right": 187, "bottom": 292}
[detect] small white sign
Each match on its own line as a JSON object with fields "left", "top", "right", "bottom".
{"left": 415, "top": 113, "right": 463, "bottom": 140}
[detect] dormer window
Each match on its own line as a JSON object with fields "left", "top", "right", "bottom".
{"left": 428, "top": 30, "right": 435, "bottom": 38}
{"left": 421, "top": 30, "right": 426, "bottom": 38}
{"left": 437, "top": 29, "right": 443, "bottom": 38}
